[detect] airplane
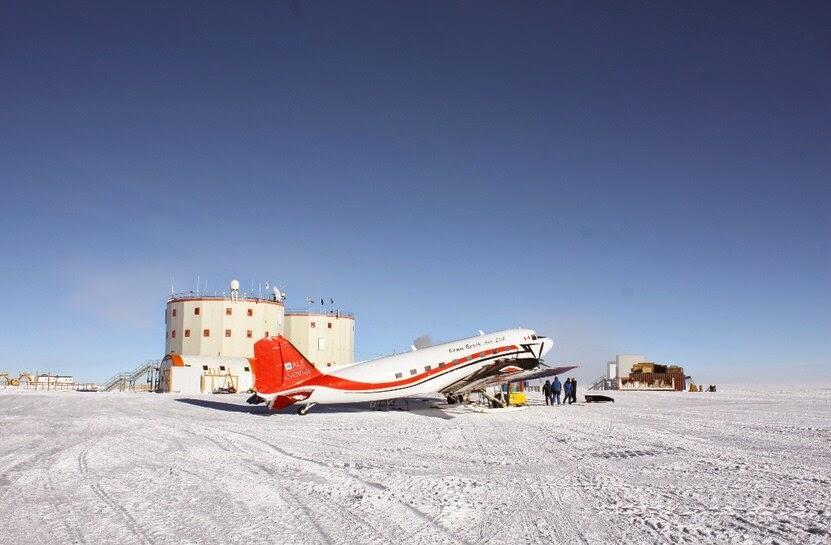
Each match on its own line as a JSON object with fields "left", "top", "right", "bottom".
{"left": 247, "top": 328, "right": 579, "bottom": 414}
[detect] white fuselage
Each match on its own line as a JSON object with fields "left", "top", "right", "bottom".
{"left": 276, "top": 328, "right": 552, "bottom": 404}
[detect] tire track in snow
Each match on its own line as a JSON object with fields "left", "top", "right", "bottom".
{"left": 556, "top": 409, "right": 797, "bottom": 545}
{"left": 77, "top": 438, "right": 156, "bottom": 545}
{"left": 491, "top": 413, "right": 592, "bottom": 545}
{"left": 224, "top": 428, "right": 473, "bottom": 545}
{"left": 458, "top": 415, "right": 544, "bottom": 545}
{"left": 248, "top": 461, "right": 335, "bottom": 545}
{"left": 193, "top": 423, "right": 402, "bottom": 545}
{"left": 43, "top": 454, "right": 88, "bottom": 545}
{"left": 185, "top": 424, "right": 341, "bottom": 545}
{"left": 0, "top": 444, "right": 66, "bottom": 502}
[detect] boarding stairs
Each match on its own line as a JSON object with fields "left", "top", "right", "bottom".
{"left": 100, "top": 360, "right": 160, "bottom": 392}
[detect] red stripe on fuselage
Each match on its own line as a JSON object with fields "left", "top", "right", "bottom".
{"left": 289, "top": 344, "right": 519, "bottom": 393}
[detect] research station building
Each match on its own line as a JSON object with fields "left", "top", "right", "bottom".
{"left": 164, "top": 293, "right": 284, "bottom": 358}
{"left": 159, "top": 280, "right": 356, "bottom": 395}
{"left": 596, "top": 354, "right": 686, "bottom": 391}
{"left": 284, "top": 310, "right": 355, "bottom": 369}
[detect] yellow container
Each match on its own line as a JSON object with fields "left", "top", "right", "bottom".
{"left": 509, "top": 392, "right": 527, "bottom": 405}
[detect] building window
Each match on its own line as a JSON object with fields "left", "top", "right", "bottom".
{"left": 264, "top": 331, "right": 269, "bottom": 337}
{"left": 410, "top": 369, "right": 417, "bottom": 376}
{"left": 194, "top": 307, "right": 200, "bottom": 315}
{"left": 395, "top": 372, "right": 403, "bottom": 379}
{"left": 172, "top": 308, "right": 177, "bottom": 317}
{"left": 311, "top": 321, "right": 316, "bottom": 328}
{"left": 184, "top": 329, "right": 191, "bottom": 338}
{"left": 171, "top": 330, "right": 176, "bottom": 338}
{"left": 225, "top": 329, "right": 231, "bottom": 337}
{"left": 226, "top": 307, "right": 232, "bottom": 316}
{"left": 328, "top": 323, "right": 332, "bottom": 329}
{"left": 246, "top": 330, "right": 252, "bottom": 338}
{"left": 327, "top": 362, "right": 332, "bottom": 367}
{"left": 219, "top": 366, "right": 226, "bottom": 371}
{"left": 202, "top": 365, "right": 208, "bottom": 371}
{"left": 247, "top": 308, "right": 253, "bottom": 317}
{"left": 203, "top": 329, "right": 210, "bottom": 337}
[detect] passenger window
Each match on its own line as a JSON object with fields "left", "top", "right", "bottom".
{"left": 424, "top": 365, "right": 431, "bottom": 372}
{"left": 395, "top": 372, "right": 403, "bottom": 379}
{"left": 410, "top": 369, "right": 417, "bottom": 376}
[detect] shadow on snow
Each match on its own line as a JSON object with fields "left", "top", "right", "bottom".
{"left": 174, "top": 397, "right": 454, "bottom": 419}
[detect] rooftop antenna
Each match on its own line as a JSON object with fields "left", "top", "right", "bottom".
{"left": 196, "top": 274, "right": 200, "bottom": 295}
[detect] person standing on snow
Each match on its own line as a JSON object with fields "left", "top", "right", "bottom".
{"left": 542, "top": 380, "right": 551, "bottom": 406}
{"left": 563, "top": 378, "right": 572, "bottom": 405}
{"left": 551, "top": 376, "right": 562, "bottom": 406}
{"left": 571, "top": 378, "right": 578, "bottom": 404}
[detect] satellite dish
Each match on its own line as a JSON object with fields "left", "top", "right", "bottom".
{"left": 272, "top": 287, "right": 285, "bottom": 302}
{"left": 478, "top": 330, "right": 485, "bottom": 336}
{"left": 230, "top": 279, "right": 240, "bottom": 291}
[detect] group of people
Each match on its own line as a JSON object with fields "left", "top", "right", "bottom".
{"left": 541, "top": 377, "right": 578, "bottom": 405}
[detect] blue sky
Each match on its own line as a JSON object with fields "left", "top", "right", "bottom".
{"left": 1, "top": 2, "right": 828, "bottom": 384}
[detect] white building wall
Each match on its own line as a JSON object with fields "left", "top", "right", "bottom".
{"left": 164, "top": 297, "right": 284, "bottom": 357}
{"left": 158, "top": 354, "right": 254, "bottom": 395}
{"left": 284, "top": 312, "right": 355, "bottom": 368}
{"left": 615, "top": 354, "right": 646, "bottom": 379}
{"left": 32, "top": 375, "right": 74, "bottom": 384}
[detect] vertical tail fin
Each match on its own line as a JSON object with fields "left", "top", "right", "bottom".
{"left": 252, "top": 336, "right": 321, "bottom": 394}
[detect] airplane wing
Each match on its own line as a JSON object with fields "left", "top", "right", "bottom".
{"left": 441, "top": 363, "right": 579, "bottom": 396}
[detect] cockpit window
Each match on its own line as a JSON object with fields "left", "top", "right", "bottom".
{"left": 531, "top": 335, "right": 538, "bottom": 340}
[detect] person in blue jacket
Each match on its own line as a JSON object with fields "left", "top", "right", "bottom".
{"left": 551, "top": 376, "right": 562, "bottom": 405}
{"left": 563, "top": 378, "right": 572, "bottom": 405}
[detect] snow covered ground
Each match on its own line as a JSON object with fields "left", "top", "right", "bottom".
{"left": 1, "top": 388, "right": 829, "bottom": 545}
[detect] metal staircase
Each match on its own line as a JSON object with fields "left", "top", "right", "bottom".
{"left": 100, "top": 372, "right": 128, "bottom": 392}
{"left": 589, "top": 375, "right": 618, "bottom": 391}
{"left": 100, "top": 360, "right": 160, "bottom": 392}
